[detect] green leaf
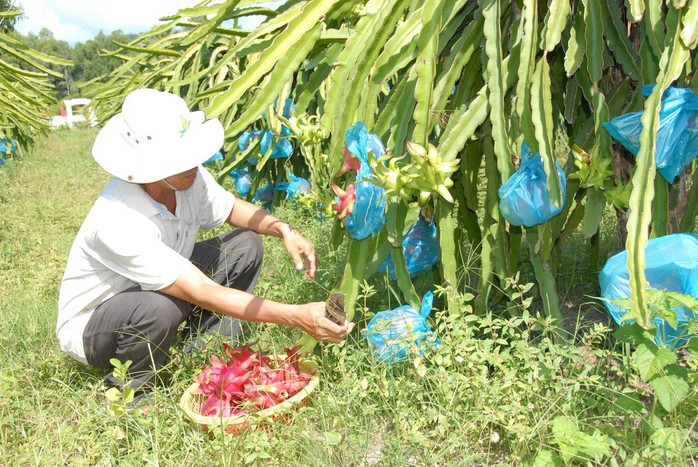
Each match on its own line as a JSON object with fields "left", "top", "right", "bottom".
{"left": 550, "top": 416, "right": 611, "bottom": 463}
{"left": 626, "top": 20, "right": 691, "bottom": 330}
{"left": 687, "top": 336, "right": 698, "bottom": 355}
{"left": 650, "top": 428, "right": 686, "bottom": 454}
{"left": 0, "top": 57, "right": 47, "bottom": 78}
{"left": 436, "top": 199, "right": 459, "bottom": 314}
{"left": 532, "top": 449, "right": 563, "bottom": 466}
{"left": 645, "top": 0, "right": 666, "bottom": 58}
{"left": 374, "top": 73, "right": 410, "bottom": 140}
{"left": 432, "top": 16, "right": 484, "bottom": 118}
{"left": 322, "top": 0, "right": 405, "bottom": 164}
{"left": 386, "top": 71, "right": 417, "bottom": 156}
{"left": 482, "top": 0, "right": 513, "bottom": 182}
{"left": 207, "top": 0, "right": 337, "bottom": 117}
{"left": 222, "top": 25, "right": 322, "bottom": 138}
{"left": 531, "top": 57, "right": 562, "bottom": 207}
{"left": 323, "top": 0, "right": 409, "bottom": 172}
{"left": 477, "top": 135, "right": 501, "bottom": 313}
{"left": 581, "top": 187, "right": 606, "bottom": 237}
{"left": 372, "top": 5, "right": 423, "bottom": 84}
{"left": 105, "top": 387, "right": 122, "bottom": 402}
{"left": 627, "top": 0, "right": 645, "bottom": 22}
{"left": 110, "top": 40, "right": 181, "bottom": 57}
{"left": 0, "top": 33, "right": 73, "bottom": 66}
{"left": 614, "top": 391, "right": 646, "bottom": 414}
{"left": 0, "top": 40, "right": 64, "bottom": 78}
{"left": 613, "top": 322, "right": 654, "bottom": 344}
{"left": 649, "top": 374, "right": 690, "bottom": 412}
{"left": 633, "top": 343, "right": 677, "bottom": 380}
{"left": 437, "top": 86, "right": 489, "bottom": 162}
{"left": 564, "top": 11, "right": 585, "bottom": 76}
{"left": 177, "top": 3, "right": 222, "bottom": 17}
{"left": 681, "top": 0, "right": 698, "bottom": 49}
{"left": 387, "top": 203, "right": 421, "bottom": 311}
{"left": 515, "top": 0, "right": 538, "bottom": 145}
{"left": 542, "top": 0, "right": 570, "bottom": 52}
{"left": 582, "top": 0, "right": 604, "bottom": 82}
{"left": 323, "top": 431, "right": 342, "bottom": 446}
{"left": 180, "top": 0, "right": 243, "bottom": 46}
{"left": 600, "top": 0, "right": 641, "bottom": 80}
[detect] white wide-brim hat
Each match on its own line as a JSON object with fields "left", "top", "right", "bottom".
{"left": 93, "top": 88, "right": 224, "bottom": 183}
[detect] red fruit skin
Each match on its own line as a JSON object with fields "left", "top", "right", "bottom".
{"left": 198, "top": 343, "right": 315, "bottom": 417}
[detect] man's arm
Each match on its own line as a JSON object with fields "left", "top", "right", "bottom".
{"left": 160, "top": 262, "right": 352, "bottom": 343}
{"left": 226, "top": 198, "right": 317, "bottom": 279}
{"left": 227, "top": 198, "right": 291, "bottom": 237}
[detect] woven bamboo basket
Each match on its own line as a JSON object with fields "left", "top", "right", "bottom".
{"left": 180, "top": 358, "right": 319, "bottom": 435}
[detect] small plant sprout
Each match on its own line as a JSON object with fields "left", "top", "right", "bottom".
{"left": 104, "top": 359, "right": 135, "bottom": 416}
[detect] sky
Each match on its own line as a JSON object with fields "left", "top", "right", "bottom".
{"left": 14, "top": 0, "right": 218, "bottom": 45}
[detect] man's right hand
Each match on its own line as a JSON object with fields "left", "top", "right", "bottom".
{"left": 294, "top": 302, "right": 354, "bottom": 344}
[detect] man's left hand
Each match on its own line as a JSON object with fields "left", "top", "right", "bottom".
{"left": 281, "top": 225, "right": 317, "bottom": 280}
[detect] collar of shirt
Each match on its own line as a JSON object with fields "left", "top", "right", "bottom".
{"left": 108, "top": 177, "right": 182, "bottom": 221}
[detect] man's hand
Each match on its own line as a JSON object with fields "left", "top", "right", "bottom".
{"left": 281, "top": 225, "right": 317, "bottom": 280}
{"left": 295, "top": 302, "right": 354, "bottom": 343}
{"left": 226, "top": 200, "right": 318, "bottom": 279}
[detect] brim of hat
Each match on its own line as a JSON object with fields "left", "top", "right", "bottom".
{"left": 92, "top": 112, "right": 224, "bottom": 183}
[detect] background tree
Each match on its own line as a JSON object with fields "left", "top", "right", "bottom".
{"left": 0, "top": 0, "right": 20, "bottom": 33}
{"left": 12, "top": 28, "right": 139, "bottom": 99}
{"left": 20, "top": 28, "right": 73, "bottom": 97}
{"left": 72, "top": 31, "right": 138, "bottom": 84}
{"left": 0, "top": 9, "right": 71, "bottom": 148}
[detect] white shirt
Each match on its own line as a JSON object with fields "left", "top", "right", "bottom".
{"left": 57, "top": 167, "right": 235, "bottom": 363}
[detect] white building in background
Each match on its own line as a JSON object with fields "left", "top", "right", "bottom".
{"left": 51, "top": 98, "right": 98, "bottom": 129}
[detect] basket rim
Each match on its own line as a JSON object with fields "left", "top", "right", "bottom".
{"left": 180, "top": 358, "right": 319, "bottom": 427}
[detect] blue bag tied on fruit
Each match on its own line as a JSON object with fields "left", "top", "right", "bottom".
{"left": 0, "top": 135, "right": 17, "bottom": 155}
{"left": 204, "top": 150, "right": 223, "bottom": 165}
{"left": 365, "top": 291, "right": 441, "bottom": 364}
{"left": 498, "top": 142, "right": 567, "bottom": 227}
{"left": 283, "top": 173, "right": 311, "bottom": 199}
{"left": 252, "top": 183, "right": 275, "bottom": 209}
{"left": 340, "top": 122, "right": 387, "bottom": 240}
{"left": 377, "top": 214, "right": 439, "bottom": 280}
{"left": 228, "top": 167, "right": 252, "bottom": 196}
{"left": 345, "top": 181, "right": 386, "bottom": 240}
{"left": 603, "top": 85, "right": 698, "bottom": 183}
{"left": 599, "top": 232, "right": 698, "bottom": 348}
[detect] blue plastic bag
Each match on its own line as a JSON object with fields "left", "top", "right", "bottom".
{"left": 204, "top": 150, "right": 223, "bottom": 165}
{"left": 498, "top": 142, "right": 567, "bottom": 227}
{"left": 345, "top": 181, "right": 386, "bottom": 240}
{"left": 252, "top": 183, "right": 275, "bottom": 209}
{"left": 365, "top": 291, "right": 441, "bottom": 364}
{"left": 0, "top": 136, "right": 17, "bottom": 155}
{"left": 283, "top": 174, "right": 311, "bottom": 199}
{"left": 377, "top": 215, "right": 439, "bottom": 280}
{"left": 345, "top": 121, "right": 386, "bottom": 180}
{"left": 599, "top": 233, "right": 698, "bottom": 348}
{"left": 238, "top": 129, "right": 293, "bottom": 161}
{"left": 603, "top": 85, "right": 698, "bottom": 183}
{"left": 341, "top": 122, "right": 387, "bottom": 239}
{"left": 228, "top": 167, "right": 252, "bottom": 196}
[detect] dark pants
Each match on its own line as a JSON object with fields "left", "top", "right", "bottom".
{"left": 82, "top": 228, "right": 263, "bottom": 390}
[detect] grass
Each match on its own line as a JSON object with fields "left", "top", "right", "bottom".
{"left": 0, "top": 129, "right": 696, "bottom": 465}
